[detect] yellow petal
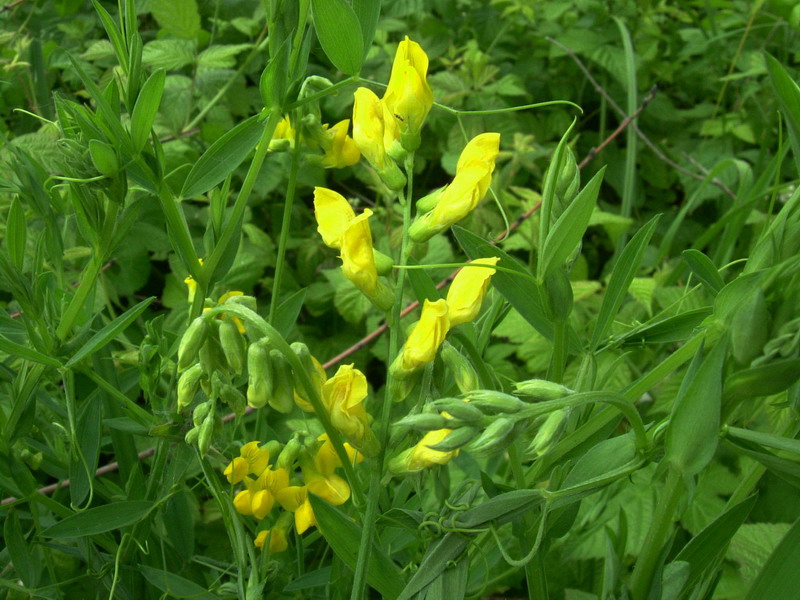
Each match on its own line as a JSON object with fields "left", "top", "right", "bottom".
{"left": 352, "top": 87, "right": 389, "bottom": 170}
{"left": 383, "top": 37, "right": 433, "bottom": 142}
{"left": 455, "top": 132, "right": 500, "bottom": 173}
{"left": 401, "top": 299, "right": 450, "bottom": 370}
{"left": 408, "top": 429, "right": 458, "bottom": 469}
{"left": 233, "top": 489, "right": 254, "bottom": 516}
{"left": 306, "top": 471, "right": 351, "bottom": 506}
{"left": 314, "top": 187, "right": 355, "bottom": 249}
{"left": 224, "top": 457, "right": 249, "bottom": 485}
{"left": 250, "top": 489, "right": 275, "bottom": 520}
{"left": 445, "top": 258, "right": 499, "bottom": 327}
{"left": 295, "top": 499, "right": 316, "bottom": 534}
{"left": 240, "top": 441, "right": 270, "bottom": 477}
{"left": 254, "top": 528, "right": 289, "bottom": 552}
{"left": 340, "top": 209, "right": 379, "bottom": 296}
{"left": 321, "top": 120, "right": 360, "bottom": 169}
{"left": 276, "top": 485, "right": 308, "bottom": 512}
{"left": 259, "top": 467, "right": 290, "bottom": 496}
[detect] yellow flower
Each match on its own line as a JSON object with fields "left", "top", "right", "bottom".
{"left": 341, "top": 210, "right": 379, "bottom": 296}
{"left": 183, "top": 258, "right": 205, "bottom": 303}
{"left": 233, "top": 482, "right": 274, "bottom": 520}
{"left": 382, "top": 37, "right": 433, "bottom": 151}
{"left": 320, "top": 120, "right": 360, "bottom": 169}
{"left": 224, "top": 441, "right": 270, "bottom": 484}
{"left": 304, "top": 469, "right": 351, "bottom": 506}
{"left": 217, "top": 290, "right": 246, "bottom": 334}
{"left": 352, "top": 87, "right": 406, "bottom": 190}
{"left": 314, "top": 433, "right": 363, "bottom": 475}
{"left": 254, "top": 527, "right": 288, "bottom": 553}
{"left": 389, "top": 429, "right": 459, "bottom": 474}
{"left": 294, "top": 354, "right": 328, "bottom": 413}
{"left": 445, "top": 257, "right": 499, "bottom": 327}
{"left": 313, "top": 187, "right": 356, "bottom": 250}
{"left": 323, "top": 365, "right": 379, "bottom": 456}
{"left": 399, "top": 299, "right": 450, "bottom": 371}
{"left": 276, "top": 486, "right": 316, "bottom": 534}
{"left": 409, "top": 133, "right": 500, "bottom": 243}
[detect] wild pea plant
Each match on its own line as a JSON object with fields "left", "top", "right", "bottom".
{"left": 2, "top": 1, "right": 800, "bottom": 599}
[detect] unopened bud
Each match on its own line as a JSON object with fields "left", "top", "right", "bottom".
{"left": 425, "top": 427, "right": 480, "bottom": 452}
{"left": 527, "top": 409, "right": 568, "bottom": 456}
{"left": 467, "top": 417, "right": 516, "bottom": 455}
{"left": 192, "top": 401, "right": 212, "bottom": 427}
{"left": 219, "top": 319, "right": 246, "bottom": 375}
{"left": 467, "top": 391, "right": 527, "bottom": 414}
{"left": 373, "top": 249, "right": 394, "bottom": 276}
{"left": 270, "top": 350, "right": 296, "bottom": 414}
{"left": 219, "top": 383, "right": 246, "bottom": 416}
{"left": 178, "top": 317, "right": 209, "bottom": 371}
{"left": 177, "top": 364, "right": 204, "bottom": 411}
{"left": 514, "top": 379, "right": 572, "bottom": 401}
{"left": 434, "top": 399, "right": 484, "bottom": 423}
{"left": 223, "top": 294, "right": 258, "bottom": 313}
{"left": 555, "top": 147, "right": 580, "bottom": 210}
{"left": 247, "top": 340, "right": 273, "bottom": 409}
{"left": 277, "top": 435, "right": 303, "bottom": 470}
{"left": 440, "top": 343, "right": 480, "bottom": 394}
{"left": 184, "top": 427, "right": 200, "bottom": 445}
{"left": 197, "top": 411, "right": 215, "bottom": 456}
{"left": 394, "top": 413, "right": 450, "bottom": 432}
{"left": 415, "top": 187, "right": 445, "bottom": 214}
{"left": 198, "top": 320, "right": 224, "bottom": 376}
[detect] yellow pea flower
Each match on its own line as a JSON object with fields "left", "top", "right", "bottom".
{"left": 233, "top": 481, "right": 275, "bottom": 520}
{"left": 254, "top": 527, "right": 288, "bottom": 553}
{"left": 389, "top": 428, "right": 459, "bottom": 474}
{"left": 276, "top": 486, "right": 316, "bottom": 534}
{"left": 341, "top": 210, "right": 395, "bottom": 312}
{"left": 409, "top": 133, "right": 501, "bottom": 243}
{"left": 304, "top": 469, "right": 351, "bottom": 506}
{"left": 352, "top": 87, "right": 406, "bottom": 191}
{"left": 323, "top": 365, "right": 379, "bottom": 456}
{"left": 382, "top": 37, "right": 433, "bottom": 152}
{"left": 314, "top": 433, "right": 363, "bottom": 476}
{"left": 398, "top": 298, "right": 450, "bottom": 372}
{"left": 313, "top": 187, "right": 356, "bottom": 250}
{"left": 224, "top": 441, "right": 270, "bottom": 484}
{"left": 320, "top": 120, "right": 360, "bottom": 169}
{"left": 445, "top": 257, "right": 500, "bottom": 327}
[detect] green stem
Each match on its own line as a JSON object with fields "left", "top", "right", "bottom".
{"left": 287, "top": 76, "right": 358, "bottom": 110}
{"left": 549, "top": 320, "right": 567, "bottom": 383}
{"left": 268, "top": 128, "right": 302, "bottom": 323}
{"left": 350, "top": 153, "right": 415, "bottom": 600}
{"left": 202, "top": 110, "right": 282, "bottom": 287}
{"left": 629, "top": 467, "right": 683, "bottom": 600}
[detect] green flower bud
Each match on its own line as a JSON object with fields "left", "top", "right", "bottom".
{"left": 218, "top": 319, "right": 246, "bottom": 375}
{"left": 184, "top": 427, "right": 200, "bottom": 445}
{"left": 527, "top": 409, "right": 568, "bottom": 456}
{"left": 270, "top": 349, "right": 296, "bottom": 414}
{"left": 192, "top": 400, "right": 212, "bottom": 427}
{"left": 415, "top": 187, "right": 445, "bottom": 214}
{"left": 198, "top": 321, "right": 225, "bottom": 377}
{"left": 394, "top": 413, "right": 451, "bottom": 432}
{"left": 277, "top": 435, "right": 303, "bottom": 470}
{"left": 223, "top": 294, "right": 258, "bottom": 313}
{"left": 219, "top": 383, "right": 246, "bottom": 416}
{"left": 555, "top": 147, "right": 580, "bottom": 211}
{"left": 177, "top": 363, "right": 204, "bottom": 411}
{"left": 247, "top": 340, "right": 273, "bottom": 409}
{"left": 89, "top": 139, "right": 119, "bottom": 177}
{"left": 543, "top": 269, "right": 573, "bottom": 323}
{"left": 178, "top": 317, "right": 210, "bottom": 372}
{"left": 373, "top": 249, "right": 395, "bottom": 276}
{"left": 730, "top": 289, "right": 769, "bottom": 365}
{"left": 514, "top": 379, "right": 572, "bottom": 401}
{"left": 467, "top": 417, "right": 516, "bottom": 455}
{"left": 425, "top": 426, "right": 480, "bottom": 452}
{"left": 433, "top": 399, "right": 485, "bottom": 423}
{"left": 197, "top": 411, "right": 215, "bottom": 456}
{"left": 467, "top": 391, "right": 527, "bottom": 414}
{"left": 440, "top": 343, "right": 480, "bottom": 394}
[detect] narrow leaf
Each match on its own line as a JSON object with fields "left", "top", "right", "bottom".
{"left": 765, "top": 53, "right": 800, "bottom": 174}
{"left": 181, "top": 116, "right": 265, "bottom": 199}
{"left": 0, "top": 334, "right": 62, "bottom": 368}
{"left": 41, "top": 501, "right": 154, "bottom": 538}
{"left": 4, "top": 509, "right": 38, "bottom": 587}
{"left": 6, "top": 197, "right": 27, "bottom": 269}
{"left": 352, "top": 0, "right": 380, "bottom": 58}
{"left": 591, "top": 214, "right": 660, "bottom": 349}
{"left": 540, "top": 167, "right": 605, "bottom": 279}
{"left": 273, "top": 288, "right": 307, "bottom": 338}
{"left": 311, "top": 0, "right": 364, "bottom": 75}
{"left": 65, "top": 297, "right": 155, "bottom": 367}
{"left": 130, "top": 69, "right": 165, "bottom": 154}
{"left": 745, "top": 516, "right": 800, "bottom": 600}
{"left": 682, "top": 249, "right": 724, "bottom": 294}
{"left": 140, "top": 565, "right": 218, "bottom": 599}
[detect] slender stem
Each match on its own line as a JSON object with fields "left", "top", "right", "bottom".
{"left": 629, "top": 467, "right": 683, "bottom": 600}
{"left": 350, "top": 153, "right": 415, "bottom": 600}
{"left": 509, "top": 441, "right": 546, "bottom": 600}
{"left": 287, "top": 77, "right": 358, "bottom": 110}
{"left": 268, "top": 129, "right": 302, "bottom": 323}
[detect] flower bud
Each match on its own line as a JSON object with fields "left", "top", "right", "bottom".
{"left": 270, "top": 349, "right": 296, "bottom": 414}
{"left": 554, "top": 147, "right": 580, "bottom": 213}
{"left": 393, "top": 413, "right": 451, "bottom": 432}
{"left": 424, "top": 426, "right": 480, "bottom": 452}
{"left": 467, "top": 417, "right": 516, "bottom": 455}
{"left": 177, "top": 364, "right": 204, "bottom": 411}
{"left": 527, "top": 409, "right": 568, "bottom": 456}
{"left": 247, "top": 340, "right": 273, "bottom": 409}
{"left": 433, "top": 398, "right": 484, "bottom": 423}
{"left": 197, "top": 407, "right": 216, "bottom": 456}
{"left": 514, "top": 379, "right": 572, "bottom": 401}
{"left": 389, "top": 428, "right": 459, "bottom": 475}
{"left": 184, "top": 427, "right": 200, "bottom": 445}
{"left": 440, "top": 343, "right": 480, "bottom": 394}
{"left": 198, "top": 320, "right": 224, "bottom": 378}
{"left": 178, "top": 317, "right": 210, "bottom": 372}
{"left": 219, "top": 382, "right": 246, "bottom": 416}
{"left": 445, "top": 258, "right": 499, "bottom": 327}
{"left": 352, "top": 87, "right": 406, "bottom": 191}
{"left": 467, "top": 391, "right": 527, "bottom": 414}
{"left": 391, "top": 298, "right": 450, "bottom": 376}
{"left": 313, "top": 187, "right": 356, "bottom": 250}
{"left": 192, "top": 400, "right": 212, "bottom": 427}
{"left": 291, "top": 343, "right": 327, "bottom": 413}
{"left": 218, "top": 319, "right": 246, "bottom": 375}
{"left": 277, "top": 435, "right": 303, "bottom": 470}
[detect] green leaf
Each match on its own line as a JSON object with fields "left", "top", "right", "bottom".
{"left": 744, "top": 517, "right": 800, "bottom": 599}
{"left": 311, "top": 0, "right": 365, "bottom": 75}
{"left": 352, "top": 0, "right": 381, "bottom": 58}
{"left": 91, "top": 0, "right": 128, "bottom": 71}
{"left": 142, "top": 40, "right": 196, "bottom": 71}
{"left": 397, "top": 533, "right": 470, "bottom": 600}
{"left": 619, "top": 308, "right": 712, "bottom": 346}
{"left": 591, "top": 215, "right": 660, "bottom": 349}
{"left": 724, "top": 358, "right": 800, "bottom": 400}
{"left": 41, "top": 500, "right": 154, "bottom": 538}
{"left": 130, "top": 69, "right": 165, "bottom": 154}
{"left": 726, "top": 426, "right": 800, "bottom": 457}
{"left": 6, "top": 197, "right": 27, "bottom": 270}
{"left": 540, "top": 167, "right": 605, "bottom": 280}
{"left": 140, "top": 565, "right": 218, "bottom": 599}
{"left": 682, "top": 249, "right": 724, "bottom": 294}
{"left": 259, "top": 38, "right": 290, "bottom": 111}
{"left": 150, "top": 0, "right": 201, "bottom": 39}
{"left": 664, "top": 338, "right": 727, "bottom": 477}
{"left": 181, "top": 115, "right": 265, "bottom": 199}
{"left": 65, "top": 297, "right": 155, "bottom": 367}
{"left": 273, "top": 288, "right": 307, "bottom": 338}
{"left": 0, "top": 334, "right": 62, "bottom": 368}
{"left": 197, "top": 44, "right": 251, "bottom": 71}
{"left": 765, "top": 53, "right": 800, "bottom": 174}
{"left": 674, "top": 495, "right": 756, "bottom": 593}
{"left": 4, "top": 509, "right": 38, "bottom": 587}
{"left": 309, "top": 495, "right": 405, "bottom": 599}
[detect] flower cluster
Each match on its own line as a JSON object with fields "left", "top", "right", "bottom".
{"left": 224, "top": 435, "right": 362, "bottom": 550}
{"left": 270, "top": 114, "right": 360, "bottom": 169}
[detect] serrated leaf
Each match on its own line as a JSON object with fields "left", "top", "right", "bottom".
{"left": 628, "top": 277, "right": 656, "bottom": 313}
{"left": 180, "top": 115, "right": 264, "bottom": 199}
{"left": 197, "top": 44, "right": 251, "bottom": 71}
{"left": 744, "top": 518, "right": 800, "bottom": 599}
{"left": 41, "top": 501, "right": 154, "bottom": 538}
{"left": 150, "top": 0, "right": 200, "bottom": 39}
{"left": 142, "top": 40, "right": 196, "bottom": 71}
{"left": 312, "top": 0, "right": 364, "bottom": 75}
